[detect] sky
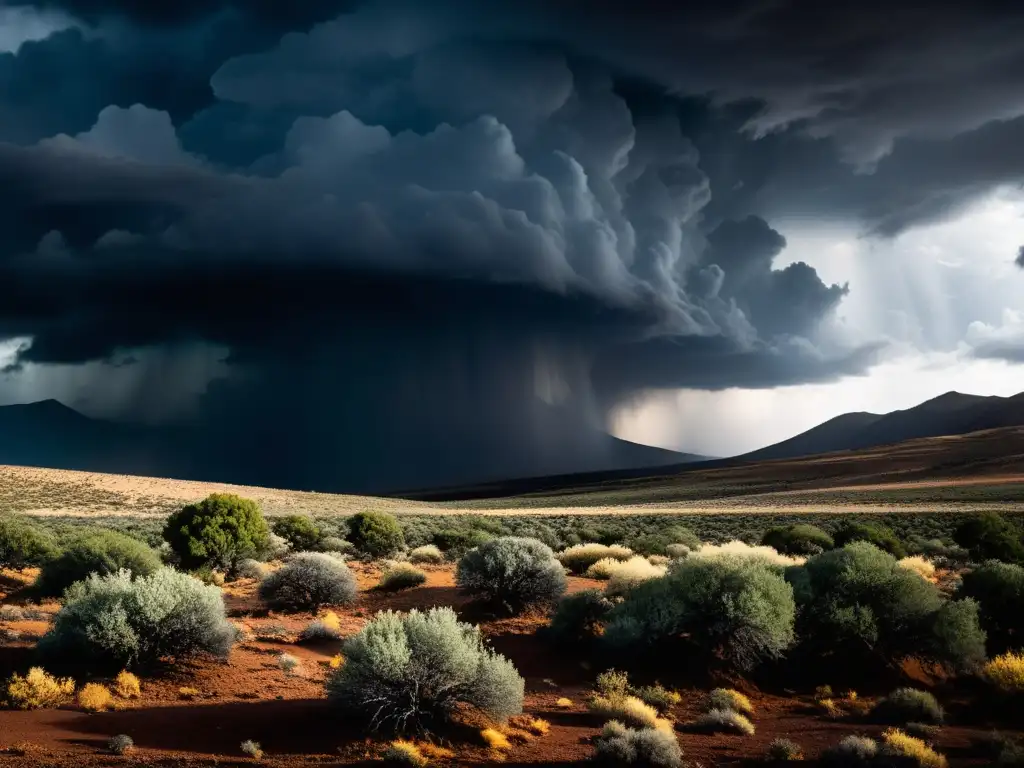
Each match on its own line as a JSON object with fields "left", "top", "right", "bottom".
{"left": 1, "top": 0, "right": 1024, "bottom": 482}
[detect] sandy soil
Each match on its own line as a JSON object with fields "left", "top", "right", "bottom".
{"left": 0, "top": 564, "right": 1019, "bottom": 767}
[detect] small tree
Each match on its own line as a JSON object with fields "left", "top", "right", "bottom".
{"left": 456, "top": 536, "right": 567, "bottom": 615}
{"left": 959, "top": 560, "right": 1024, "bottom": 654}
{"left": 0, "top": 515, "right": 58, "bottom": 570}
{"left": 346, "top": 511, "right": 405, "bottom": 558}
{"left": 259, "top": 553, "right": 357, "bottom": 611}
{"left": 163, "top": 494, "right": 270, "bottom": 571}
{"left": 762, "top": 524, "right": 834, "bottom": 556}
{"left": 955, "top": 513, "right": 1024, "bottom": 565}
{"left": 833, "top": 522, "right": 907, "bottom": 558}
{"left": 271, "top": 515, "right": 322, "bottom": 552}
{"left": 34, "top": 530, "right": 160, "bottom": 598}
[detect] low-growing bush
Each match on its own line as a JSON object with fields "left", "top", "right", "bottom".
{"left": 326, "top": 607, "right": 524, "bottom": 732}
{"left": 634, "top": 684, "right": 681, "bottom": 714}
{"left": 898, "top": 556, "right": 937, "bottom": 580}
{"left": 277, "top": 652, "right": 302, "bottom": 675}
{"left": 954, "top": 513, "right": 1024, "bottom": 565}
{"left": 959, "top": 560, "right": 1024, "bottom": 654}
{"left": 114, "top": 670, "right": 141, "bottom": 699}
{"left": 431, "top": 528, "right": 494, "bottom": 557}
{"left": 767, "top": 737, "right": 803, "bottom": 761}
{"left": 881, "top": 727, "right": 948, "bottom": 768}
{"left": 240, "top": 739, "right": 264, "bottom": 759}
{"left": 983, "top": 651, "right": 1024, "bottom": 694}
{"left": 557, "top": 543, "right": 633, "bottom": 575}
{"left": 259, "top": 553, "right": 357, "bottom": 611}
{"left": 108, "top": 734, "right": 134, "bottom": 755}
{"left": 872, "top": 688, "right": 944, "bottom": 724}
{"left": 164, "top": 494, "right": 271, "bottom": 571}
{"left": 271, "top": 515, "right": 322, "bottom": 552}
{"left": 78, "top": 683, "right": 114, "bottom": 712}
{"left": 593, "top": 720, "right": 683, "bottom": 768}
{"left": 480, "top": 727, "right": 511, "bottom": 752}
{"left": 299, "top": 611, "right": 343, "bottom": 642}
{"left": 383, "top": 740, "right": 427, "bottom": 766}
{"left": 706, "top": 688, "right": 754, "bottom": 716}
{"left": 833, "top": 522, "right": 907, "bottom": 558}
{"left": 821, "top": 735, "right": 878, "bottom": 766}
{"left": 690, "top": 540, "right": 804, "bottom": 568}
{"left": 664, "top": 543, "right": 692, "bottom": 559}
{"left": 0, "top": 515, "right": 58, "bottom": 570}
{"left": 692, "top": 708, "right": 755, "bottom": 735}
{"left": 318, "top": 536, "right": 353, "bottom": 556}
{"left": 347, "top": 511, "right": 405, "bottom": 558}
{"left": 34, "top": 530, "right": 161, "bottom": 598}
{"left": 408, "top": 544, "right": 444, "bottom": 564}
{"left": 762, "top": 524, "right": 834, "bottom": 556}
{"left": 38, "top": 568, "right": 235, "bottom": 671}
{"left": 235, "top": 558, "right": 269, "bottom": 580}
{"left": 605, "top": 557, "right": 667, "bottom": 597}
{"left": 379, "top": 563, "right": 427, "bottom": 591}
{"left": 589, "top": 693, "right": 663, "bottom": 730}
{"left": 456, "top": 537, "right": 566, "bottom": 615}
{"left": 4, "top": 667, "right": 75, "bottom": 709}
{"left": 546, "top": 589, "right": 613, "bottom": 646}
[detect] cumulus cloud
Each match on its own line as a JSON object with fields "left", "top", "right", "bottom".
{"left": 1017, "top": 245, "right": 1024, "bottom": 268}
{"left": 966, "top": 309, "right": 1024, "bottom": 364}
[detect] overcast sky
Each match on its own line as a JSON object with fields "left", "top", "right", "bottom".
{"left": 1, "top": 0, "right": 1024, "bottom": 466}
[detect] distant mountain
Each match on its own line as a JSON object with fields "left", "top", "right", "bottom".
{"left": 0, "top": 399, "right": 703, "bottom": 494}
{"left": 743, "top": 390, "right": 1024, "bottom": 461}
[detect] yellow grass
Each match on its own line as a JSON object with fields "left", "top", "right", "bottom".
{"left": 882, "top": 728, "right": 947, "bottom": 768}
{"left": 480, "top": 728, "right": 511, "bottom": 751}
{"left": 419, "top": 743, "right": 456, "bottom": 760}
{"left": 319, "top": 611, "right": 342, "bottom": 632}
{"left": 555, "top": 697, "right": 573, "bottom": 709}
{"left": 178, "top": 687, "right": 201, "bottom": 700}
{"left": 5, "top": 667, "right": 75, "bottom": 710}
{"left": 588, "top": 694, "right": 662, "bottom": 730}
{"left": 382, "top": 740, "right": 427, "bottom": 767}
{"left": 329, "top": 653, "right": 346, "bottom": 669}
{"left": 114, "top": 670, "right": 141, "bottom": 699}
{"left": 818, "top": 698, "right": 843, "bottom": 719}
{"left": 708, "top": 688, "right": 754, "bottom": 716}
{"left": 898, "top": 556, "right": 937, "bottom": 580}
{"left": 78, "top": 683, "right": 114, "bottom": 713}
{"left": 983, "top": 651, "right": 1024, "bottom": 693}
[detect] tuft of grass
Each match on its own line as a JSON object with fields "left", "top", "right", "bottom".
{"left": 108, "top": 734, "right": 134, "bottom": 756}
{"left": 78, "top": 683, "right": 115, "bottom": 713}
{"left": 419, "top": 743, "right": 455, "bottom": 760}
{"left": 408, "top": 544, "right": 444, "bottom": 565}
{"left": 635, "top": 684, "right": 681, "bottom": 714}
{"left": 818, "top": 698, "right": 844, "bottom": 719}
{"left": 589, "top": 694, "right": 663, "bottom": 731}
{"left": 300, "top": 611, "right": 343, "bottom": 642}
{"left": 382, "top": 740, "right": 427, "bottom": 767}
{"left": 480, "top": 728, "right": 511, "bottom": 752}
{"left": 767, "top": 737, "right": 804, "bottom": 761}
{"left": 871, "top": 688, "right": 944, "bottom": 725}
{"left": 4, "top": 667, "right": 75, "bottom": 710}
{"left": 596, "top": 669, "right": 630, "bottom": 697}
{"left": 277, "top": 652, "right": 302, "bottom": 676}
{"left": 821, "top": 735, "right": 878, "bottom": 766}
{"left": 178, "top": 687, "right": 201, "bottom": 700}
{"left": 898, "top": 556, "right": 937, "bottom": 580}
{"left": 881, "top": 728, "right": 947, "bottom": 768}
{"left": 556, "top": 697, "right": 573, "bottom": 709}
{"left": 691, "top": 708, "right": 755, "bottom": 736}
{"left": 240, "top": 740, "right": 264, "bottom": 760}
{"left": 706, "top": 688, "right": 754, "bottom": 716}
{"left": 983, "top": 652, "right": 1024, "bottom": 694}
{"left": 508, "top": 715, "right": 551, "bottom": 737}
{"left": 328, "top": 653, "right": 345, "bottom": 669}
{"left": 379, "top": 563, "right": 428, "bottom": 592}
{"left": 114, "top": 670, "right": 141, "bottom": 699}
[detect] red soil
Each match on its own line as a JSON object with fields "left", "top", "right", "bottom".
{"left": 0, "top": 564, "right": 1019, "bottom": 767}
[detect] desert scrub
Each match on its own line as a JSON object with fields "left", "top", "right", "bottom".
{"left": 871, "top": 688, "right": 944, "bottom": 725}
{"left": 546, "top": 589, "right": 613, "bottom": 646}
{"left": 259, "top": 552, "right": 356, "bottom": 611}
{"left": 691, "top": 708, "right": 755, "bottom": 735}
{"left": 346, "top": 511, "right": 405, "bottom": 558}
{"left": 593, "top": 720, "right": 683, "bottom": 768}
{"left": 959, "top": 560, "right": 1024, "bottom": 654}
{"left": 480, "top": 728, "right": 511, "bottom": 752}
{"left": 762, "top": 524, "right": 834, "bottom": 556}
{"left": 604, "top": 555, "right": 795, "bottom": 671}
{"left": 706, "top": 688, "right": 754, "bottom": 716}
{"left": 634, "top": 684, "right": 681, "bottom": 714}
{"left": 983, "top": 651, "right": 1024, "bottom": 694}
{"left": 235, "top": 558, "right": 269, "bottom": 580}
{"left": 383, "top": 740, "right": 427, "bottom": 766}
{"left": 456, "top": 537, "right": 566, "bottom": 615}
{"left": 821, "top": 735, "right": 878, "bottom": 766}
{"left": 881, "top": 728, "right": 948, "bottom": 768}
{"left": 556, "top": 697, "right": 573, "bottom": 708}
{"left": 78, "top": 683, "right": 114, "bottom": 712}
{"left": 4, "top": 667, "right": 75, "bottom": 709}
{"left": 277, "top": 652, "right": 302, "bottom": 675}
{"left": 588, "top": 693, "right": 663, "bottom": 730}
{"left": 0, "top": 515, "right": 58, "bottom": 570}
{"left": 833, "top": 522, "right": 907, "bottom": 558}
{"left": 408, "top": 544, "right": 444, "bottom": 564}
{"left": 602, "top": 557, "right": 667, "bottom": 597}
{"left": 898, "top": 556, "right": 937, "bottom": 580}
{"left": 163, "top": 493, "right": 271, "bottom": 571}
{"left": 38, "top": 568, "right": 235, "bottom": 671}
{"left": 767, "top": 737, "right": 804, "bottom": 761}
{"left": 108, "top": 735, "right": 134, "bottom": 755}
{"left": 691, "top": 540, "right": 805, "bottom": 568}
{"left": 271, "top": 515, "right": 322, "bottom": 552}
{"left": 240, "top": 740, "right": 264, "bottom": 759}
{"left": 299, "top": 611, "right": 343, "bottom": 642}
{"left": 326, "top": 606, "right": 523, "bottom": 733}
{"left": 379, "top": 563, "right": 427, "bottom": 591}
{"left": 33, "top": 530, "right": 161, "bottom": 598}
{"left": 557, "top": 543, "right": 633, "bottom": 575}
{"left": 114, "top": 670, "right": 141, "bottom": 699}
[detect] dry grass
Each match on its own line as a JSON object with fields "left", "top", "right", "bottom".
{"left": 588, "top": 693, "right": 664, "bottom": 731}
{"left": 707, "top": 688, "right": 754, "bottom": 716}
{"left": 480, "top": 728, "right": 511, "bottom": 752}
{"left": 555, "top": 697, "right": 573, "bottom": 709}
{"left": 881, "top": 728, "right": 947, "bottom": 768}
{"left": 77, "top": 683, "right": 115, "bottom": 713}
{"left": 114, "top": 670, "right": 141, "bottom": 699}
{"left": 4, "top": 667, "right": 75, "bottom": 710}
{"left": 983, "top": 651, "right": 1024, "bottom": 694}
{"left": 382, "top": 741, "right": 427, "bottom": 767}
{"left": 898, "top": 556, "right": 937, "bottom": 580}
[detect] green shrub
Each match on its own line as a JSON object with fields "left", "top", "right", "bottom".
{"left": 767, "top": 738, "right": 803, "bottom": 761}
{"left": 833, "top": 522, "right": 907, "bottom": 558}
{"left": 378, "top": 563, "right": 427, "bottom": 591}
{"left": 762, "top": 524, "right": 834, "bottom": 555}
{"left": 821, "top": 736, "right": 878, "bottom": 766}
{"left": 38, "top": 568, "right": 235, "bottom": 671}
{"left": 347, "top": 511, "right": 405, "bottom": 558}
{"left": 789, "top": 542, "right": 986, "bottom": 672}
{"left": 431, "top": 528, "right": 493, "bottom": 557}
{"left": 235, "top": 558, "right": 268, "bottom": 580}
{"left": 593, "top": 720, "right": 683, "bottom": 767}
{"left": 871, "top": 688, "right": 944, "bottom": 725}
{"left": 630, "top": 525, "right": 700, "bottom": 556}
{"left": 456, "top": 537, "right": 567, "bottom": 615}
{"left": 604, "top": 556, "right": 795, "bottom": 671}
{"left": 108, "top": 734, "right": 134, "bottom": 755}
{"left": 692, "top": 708, "right": 755, "bottom": 735}
{"left": 960, "top": 561, "right": 1024, "bottom": 653}
{"left": 706, "top": 688, "right": 754, "bottom": 716}
{"left": 557, "top": 543, "right": 633, "bottom": 575}
{"left": 34, "top": 530, "right": 161, "bottom": 598}
{"left": 633, "top": 684, "right": 681, "bottom": 714}
{"left": 0, "top": 515, "right": 58, "bottom": 570}
{"left": 163, "top": 494, "right": 270, "bottom": 571}
{"left": 326, "top": 607, "right": 523, "bottom": 733}
{"left": 271, "top": 515, "right": 322, "bottom": 552}
{"left": 259, "top": 553, "right": 356, "bottom": 611}
{"left": 954, "top": 513, "right": 1024, "bottom": 565}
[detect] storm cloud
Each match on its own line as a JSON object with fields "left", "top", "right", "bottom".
{"left": 2, "top": 0, "right": 1023, "bottom": 489}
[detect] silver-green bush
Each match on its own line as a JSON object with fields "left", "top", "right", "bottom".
{"left": 593, "top": 720, "right": 683, "bottom": 767}
{"left": 259, "top": 553, "right": 356, "bottom": 611}
{"left": 871, "top": 688, "right": 944, "bottom": 725}
{"left": 456, "top": 537, "right": 567, "bottom": 615}
{"left": 38, "top": 568, "right": 234, "bottom": 671}
{"left": 821, "top": 735, "right": 878, "bottom": 766}
{"left": 326, "top": 607, "right": 523, "bottom": 733}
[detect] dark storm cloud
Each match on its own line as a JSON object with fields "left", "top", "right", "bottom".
{"left": 1016, "top": 246, "right": 1024, "bottom": 268}
{"left": 4, "top": 0, "right": 354, "bottom": 27}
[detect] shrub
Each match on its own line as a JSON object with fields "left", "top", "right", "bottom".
{"left": 277, "top": 652, "right": 302, "bottom": 675}
{"left": 983, "top": 651, "right": 1024, "bottom": 694}
{"left": 456, "top": 537, "right": 566, "bottom": 615}
{"left": 881, "top": 728, "right": 948, "bottom": 768}
{"left": 833, "top": 522, "right": 907, "bottom": 558}
{"left": 5, "top": 667, "right": 75, "bottom": 709}
{"left": 788, "top": 542, "right": 986, "bottom": 672}
{"left": 235, "top": 558, "right": 268, "bottom": 581}
{"left": 34, "top": 530, "right": 161, "bottom": 598}
{"left": 299, "top": 611, "right": 343, "bottom": 642}
{"left": 556, "top": 697, "right": 573, "bottom": 708}
{"left": 108, "top": 734, "right": 134, "bottom": 755}
{"left": 326, "top": 607, "right": 524, "bottom": 732}
{"left": 954, "top": 513, "right": 1024, "bottom": 565}
{"left": 589, "top": 693, "right": 663, "bottom": 730}
{"left": 259, "top": 553, "right": 356, "bottom": 611}
{"left": 872, "top": 688, "right": 944, "bottom": 724}
{"left": 762, "top": 524, "right": 834, "bottom": 556}
{"left": 78, "top": 683, "right": 114, "bottom": 712}
{"left": 587, "top": 557, "right": 629, "bottom": 580}
{"left": 605, "top": 558, "right": 667, "bottom": 597}
{"left": 557, "top": 543, "right": 633, "bottom": 575}
{"left": 271, "top": 515, "right": 322, "bottom": 552}
{"left": 899, "top": 556, "right": 937, "bottom": 580}
{"left": 547, "top": 589, "right": 613, "bottom": 645}
{"left": 960, "top": 560, "right": 1024, "bottom": 654}
{"left": 604, "top": 556, "right": 795, "bottom": 671}
{"left": 692, "top": 708, "right": 755, "bottom": 735}
{"left": 432, "top": 528, "right": 493, "bottom": 557}
{"left": 0, "top": 515, "right": 58, "bottom": 570}
{"left": 38, "top": 568, "right": 235, "bottom": 671}
{"left": 821, "top": 736, "right": 878, "bottom": 766}
{"left": 706, "top": 688, "right": 753, "bottom": 716}
{"left": 664, "top": 543, "right": 692, "bottom": 559}
{"left": 408, "top": 544, "right": 444, "bottom": 564}
{"left": 318, "top": 536, "right": 354, "bottom": 556}
{"left": 346, "top": 511, "right": 405, "bottom": 558}
{"left": 240, "top": 740, "right": 263, "bottom": 759}
{"left": 379, "top": 563, "right": 427, "bottom": 591}
{"left": 690, "top": 540, "right": 804, "bottom": 568}
{"left": 634, "top": 684, "right": 681, "bottom": 714}
{"left": 114, "top": 670, "right": 141, "bottom": 699}
{"left": 383, "top": 740, "right": 427, "bottom": 766}
{"left": 767, "top": 738, "right": 804, "bottom": 761}
{"left": 593, "top": 720, "right": 683, "bottom": 768}
{"left": 163, "top": 494, "right": 270, "bottom": 571}
{"left": 480, "top": 728, "right": 511, "bottom": 752}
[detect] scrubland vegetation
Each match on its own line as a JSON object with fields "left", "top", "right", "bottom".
{"left": 0, "top": 495, "right": 1022, "bottom": 766}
